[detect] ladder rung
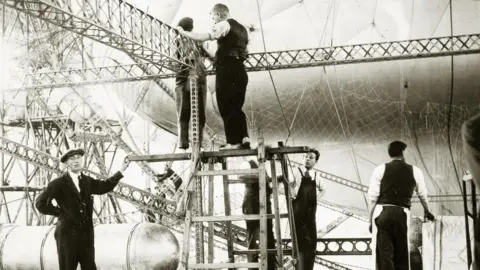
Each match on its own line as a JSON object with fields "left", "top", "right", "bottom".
{"left": 233, "top": 248, "right": 293, "bottom": 255}
{"left": 189, "top": 262, "right": 261, "bottom": 269}
{"left": 196, "top": 169, "right": 258, "bottom": 176}
{"left": 193, "top": 213, "right": 289, "bottom": 222}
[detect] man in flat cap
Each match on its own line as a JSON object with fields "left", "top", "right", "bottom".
{"left": 367, "top": 141, "right": 435, "bottom": 270}
{"left": 35, "top": 148, "right": 130, "bottom": 270}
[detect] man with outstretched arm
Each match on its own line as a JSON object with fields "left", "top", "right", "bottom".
{"left": 176, "top": 3, "right": 251, "bottom": 150}
{"left": 35, "top": 148, "right": 130, "bottom": 270}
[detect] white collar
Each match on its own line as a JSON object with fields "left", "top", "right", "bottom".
{"left": 68, "top": 170, "right": 81, "bottom": 180}
{"left": 300, "top": 166, "right": 315, "bottom": 179}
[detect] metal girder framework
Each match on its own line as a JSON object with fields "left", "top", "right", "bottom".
{"left": 289, "top": 161, "right": 478, "bottom": 202}
{"left": 282, "top": 238, "right": 371, "bottom": 256}
{"left": 4, "top": 33, "right": 480, "bottom": 91}
{"left": 316, "top": 238, "right": 371, "bottom": 256}
{"left": 0, "top": 134, "right": 373, "bottom": 259}
{"left": 0, "top": 0, "right": 199, "bottom": 71}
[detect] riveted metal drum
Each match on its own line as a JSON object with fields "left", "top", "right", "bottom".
{"left": 0, "top": 223, "right": 179, "bottom": 270}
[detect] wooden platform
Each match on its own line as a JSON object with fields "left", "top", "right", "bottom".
{"left": 127, "top": 145, "right": 312, "bottom": 162}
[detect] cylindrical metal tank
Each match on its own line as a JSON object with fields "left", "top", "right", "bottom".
{"left": 0, "top": 223, "right": 179, "bottom": 270}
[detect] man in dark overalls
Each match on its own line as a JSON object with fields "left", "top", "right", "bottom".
{"left": 239, "top": 160, "right": 276, "bottom": 270}
{"left": 286, "top": 149, "right": 324, "bottom": 270}
{"left": 175, "top": 17, "right": 207, "bottom": 150}
{"left": 35, "top": 148, "right": 130, "bottom": 270}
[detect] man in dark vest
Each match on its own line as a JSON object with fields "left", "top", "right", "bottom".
{"left": 239, "top": 160, "right": 276, "bottom": 270}
{"left": 176, "top": 3, "right": 251, "bottom": 150}
{"left": 175, "top": 17, "right": 207, "bottom": 150}
{"left": 367, "top": 141, "right": 435, "bottom": 270}
{"left": 462, "top": 113, "right": 480, "bottom": 270}
{"left": 35, "top": 148, "right": 130, "bottom": 270}
{"left": 286, "top": 149, "right": 325, "bottom": 270}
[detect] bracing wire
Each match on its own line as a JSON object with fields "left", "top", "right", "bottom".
{"left": 446, "top": 0, "right": 463, "bottom": 195}
{"left": 254, "top": 0, "right": 291, "bottom": 144}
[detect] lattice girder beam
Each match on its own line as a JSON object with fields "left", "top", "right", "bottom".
{"left": 282, "top": 238, "right": 371, "bottom": 256}
{"left": 1, "top": 0, "right": 199, "bottom": 70}
{"left": 4, "top": 33, "right": 480, "bottom": 91}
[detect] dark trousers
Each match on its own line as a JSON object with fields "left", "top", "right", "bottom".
{"left": 175, "top": 76, "right": 207, "bottom": 146}
{"left": 245, "top": 219, "right": 276, "bottom": 270}
{"left": 294, "top": 219, "right": 316, "bottom": 270}
{"left": 54, "top": 225, "right": 96, "bottom": 270}
{"left": 243, "top": 195, "right": 276, "bottom": 270}
{"left": 215, "top": 57, "right": 249, "bottom": 144}
{"left": 373, "top": 206, "right": 410, "bottom": 270}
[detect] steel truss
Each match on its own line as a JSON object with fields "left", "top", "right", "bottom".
{"left": 0, "top": 134, "right": 371, "bottom": 259}
{"left": 282, "top": 238, "right": 371, "bottom": 256}
{"left": 4, "top": 33, "right": 480, "bottom": 91}
{"left": 0, "top": 0, "right": 200, "bottom": 70}
{"left": 1, "top": 101, "right": 126, "bottom": 224}
{"left": 2, "top": 1, "right": 193, "bottom": 231}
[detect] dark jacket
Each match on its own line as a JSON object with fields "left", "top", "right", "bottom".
{"left": 35, "top": 171, "right": 123, "bottom": 229}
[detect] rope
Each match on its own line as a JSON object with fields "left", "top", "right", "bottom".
{"left": 254, "top": 0, "right": 291, "bottom": 144}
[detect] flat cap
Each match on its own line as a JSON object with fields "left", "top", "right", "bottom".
{"left": 60, "top": 148, "right": 85, "bottom": 163}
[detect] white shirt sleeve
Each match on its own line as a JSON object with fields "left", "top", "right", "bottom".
{"left": 289, "top": 166, "right": 302, "bottom": 199}
{"left": 413, "top": 165, "right": 428, "bottom": 201}
{"left": 368, "top": 164, "right": 385, "bottom": 201}
{"left": 315, "top": 172, "right": 324, "bottom": 192}
{"left": 209, "top": 21, "right": 230, "bottom": 40}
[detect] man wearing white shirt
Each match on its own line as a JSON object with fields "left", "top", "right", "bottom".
{"left": 368, "top": 141, "right": 434, "bottom": 270}
{"left": 285, "top": 149, "right": 324, "bottom": 270}
{"left": 177, "top": 3, "right": 251, "bottom": 150}
{"left": 36, "top": 148, "right": 130, "bottom": 270}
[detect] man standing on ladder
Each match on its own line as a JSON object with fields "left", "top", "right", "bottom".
{"left": 285, "top": 149, "right": 324, "bottom": 270}
{"left": 177, "top": 3, "right": 251, "bottom": 150}
{"left": 174, "top": 17, "right": 208, "bottom": 150}
{"left": 239, "top": 159, "right": 276, "bottom": 270}
{"left": 368, "top": 141, "right": 435, "bottom": 270}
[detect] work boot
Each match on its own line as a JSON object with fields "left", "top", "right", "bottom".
{"left": 242, "top": 137, "right": 251, "bottom": 149}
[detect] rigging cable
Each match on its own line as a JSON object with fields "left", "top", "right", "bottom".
{"left": 254, "top": 0, "right": 291, "bottom": 144}
{"left": 446, "top": 0, "right": 463, "bottom": 195}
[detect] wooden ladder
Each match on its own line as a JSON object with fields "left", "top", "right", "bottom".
{"left": 178, "top": 138, "right": 299, "bottom": 270}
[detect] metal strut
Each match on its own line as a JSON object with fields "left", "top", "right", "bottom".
{"left": 4, "top": 33, "right": 480, "bottom": 91}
